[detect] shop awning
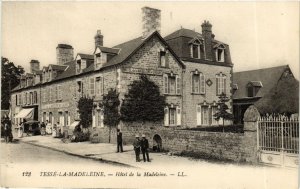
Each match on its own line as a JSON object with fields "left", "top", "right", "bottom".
{"left": 70, "top": 121, "right": 80, "bottom": 128}
{"left": 15, "top": 108, "right": 34, "bottom": 119}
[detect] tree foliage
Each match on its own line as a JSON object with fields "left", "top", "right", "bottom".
{"left": 1, "top": 57, "right": 24, "bottom": 109}
{"left": 214, "top": 92, "right": 234, "bottom": 127}
{"left": 120, "top": 75, "right": 166, "bottom": 122}
{"left": 77, "top": 97, "right": 94, "bottom": 128}
{"left": 255, "top": 77, "right": 299, "bottom": 116}
{"left": 100, "top": 89, "right": 120, "bottom": 143}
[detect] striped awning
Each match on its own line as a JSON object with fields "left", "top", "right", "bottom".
{"left": 15, "top": 108, "right": 34, "bottom": 119}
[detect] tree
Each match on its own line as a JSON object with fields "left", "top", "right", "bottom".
{"left": 255, "top": 77, "right": 299, "bottom": 116}
{"left": 214, "top": 92, "right": 234, "bottom": 132}
{"left": 120, "top": 75, "right": 166, "bottom": 122}
{"left": 77, "top": 97, "right": 94, "bottom": 128}
{"left": 100, "top": 89, "right": 120, "bottom": 143}
{"left": 1, "top": 57, "right": 24, "bottom": 110}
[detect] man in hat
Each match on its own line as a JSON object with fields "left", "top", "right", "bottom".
{"left": 133, "top": 134, "right": 141, "bottom": 162}
{"left": 116, "top": 129, "right": 123, "bottom": 153}
{"left": 141, "top": 134, "right": 150, "bottom": 162}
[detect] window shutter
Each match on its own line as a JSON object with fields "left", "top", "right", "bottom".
{"left": 216, "top": 77, "right": 219, "bottom": 95}
{"left": 164, "top": 107, "right": 169, "bottom": 126}
{"left": 176, "top": 75, "right": 181, "bottom": 94}
{"left": 92, "top": 112, "right": 96, "bottom": 127}
{"left": 196, "top": 105, "right": 201, "bottom": 126}
{"left": 158, "top": 52, "right": 161, "bottom": 66}
{"left": 176, "top": 106, "right": 181, "bottom": 126}
{"left": 163, "top": 74, "right": 168, "bottom": 94}
{"left": 102, "top": 77, "right": 104, "bottom": 95}
{"left": 100, "top": 111, "right": 104, "bottom": 127}
{"left": 165, "top": 51, "right": 169, "bottom": 68}
{"left": 224, "top": 78, "right": 226, "bottom": 95}
{"left": 200, "top": 74, "right": 205, "bottom": 94}
{"left": 191, "top": 73, "right": 195, "bottom": 93}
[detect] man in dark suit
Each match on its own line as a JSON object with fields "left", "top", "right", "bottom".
{"left": 141, "top": 134, "right": 150, "bottom": 162}
{"left": 117, "top": 129, "right": 123, "bottom": 152}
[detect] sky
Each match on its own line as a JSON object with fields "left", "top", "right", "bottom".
{"left": 2, "top": 2, "right": 299, "bottom": 79}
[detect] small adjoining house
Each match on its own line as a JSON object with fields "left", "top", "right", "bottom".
{"left": 232, "top": 65, "right": 299, "bottom": 124}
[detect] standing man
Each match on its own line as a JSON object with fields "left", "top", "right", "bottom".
{"left": 141, "top": 134, "right": 150, "bottom": 162}
{"left": 133, "top": 135, "right": 141, "bottom": 162}
{"left": 117, "top": 129, "right": 123, "bottom": 153}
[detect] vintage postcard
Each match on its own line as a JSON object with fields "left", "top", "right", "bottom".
{"left": 0, "top": 1, "right": 299, "bottom": 189}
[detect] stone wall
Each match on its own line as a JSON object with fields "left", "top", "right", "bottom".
{"left": 92, "top": 119, "right": 258, "bottom": 163}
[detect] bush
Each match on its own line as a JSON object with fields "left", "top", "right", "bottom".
{"left": 71, "top": 130, "right": 90, "bottom": 142}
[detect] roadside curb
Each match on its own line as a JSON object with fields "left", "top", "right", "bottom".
{"left": 21, "top": 140, "right": 136, "bottom": 168}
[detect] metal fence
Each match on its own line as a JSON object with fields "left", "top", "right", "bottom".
{"left": 258, "top": 115, "right": 299, "bottom": 154}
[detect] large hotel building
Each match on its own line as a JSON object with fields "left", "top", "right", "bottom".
{"left": 10, "top": 7, "right": 233, "bottom": 131}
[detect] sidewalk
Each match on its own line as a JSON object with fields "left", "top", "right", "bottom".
{"left": 16, "top": 134, "right": 199, "bottom": 169}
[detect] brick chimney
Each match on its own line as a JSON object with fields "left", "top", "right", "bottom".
{"left": 142, "top": 7, "right": 161, "bottom": 39}
{"left": 30, "top": 59, "right": 40, "bottom": 73}
{"left": 94, "top": 30, "right": 103, "bottom": 47}
{"left": 56, "top": 44, "right": 74, "bottom": 65}
{"left": 201, "top": 20, "right": 213, "bottom": 60}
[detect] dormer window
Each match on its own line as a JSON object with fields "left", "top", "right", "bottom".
{"left": 247, "top": 81, "right": 263, "bottom": 97}
{"left": 214, "top": 43, "right": 226, "bottom": 62}
{"left": 189, "top": 38, "right": 205, "bottom": 59}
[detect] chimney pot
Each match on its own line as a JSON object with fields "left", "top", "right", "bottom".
{"left": 94, "top": 29, "right": 104, "bottom": 47}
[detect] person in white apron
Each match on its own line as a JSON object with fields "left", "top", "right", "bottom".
{"left": 18, "top": 122, "right": 23, "bottom": 138}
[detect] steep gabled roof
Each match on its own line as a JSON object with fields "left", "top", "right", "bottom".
{"left": 233, "top": 65, "right": 290, "bottom": 99}
{"left": 103, "top": 31, "right": 185, "bottom": 69}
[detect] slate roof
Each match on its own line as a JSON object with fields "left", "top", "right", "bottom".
{"left": 34, "top": 70, "right": 43, "bottom": 75}
{"left": 102, "top": 36, "right": 144, "bottom": 68}
{"left": 99, "top": 46, "right": 120, "bottom": 54}
{"left": 164, "top": 28, "right": 224, "bottom": 44}
{"left": 49, "top": 64, "right": 68, "bottom": 71}
{"left": 233, "top": 65, "right": 289, "bottom": 99}
{"left": 54, "top": 61, "right": 76, "bottom": 80}
{"left": 12, "top": 31, "right": 184, "bottom": 91}
{"left": 77, "top": 53, "right": 94, "bottom": 60}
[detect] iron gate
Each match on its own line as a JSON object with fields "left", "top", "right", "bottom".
{"left": 257, "top": 116, "right": 299, "bottom": 167}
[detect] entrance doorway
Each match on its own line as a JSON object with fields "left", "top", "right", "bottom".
{"left": 153, "top": 134, "right": 162, "bottom": 152}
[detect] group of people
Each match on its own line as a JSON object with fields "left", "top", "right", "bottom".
{"left": 116, "top": 129, "right": 151, "bottom": 162}
{"left": 133, "top": 134, "right": 150, "bottom": 162}
{"left": 2, "top": 115, "right": 13, "bottom": 143}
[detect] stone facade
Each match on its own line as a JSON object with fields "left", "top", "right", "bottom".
{"left": 182, "top": 62, "right": 232, "bottom": 127}
{"left": 92, "top": 120, "right": 258, "bottom": 163}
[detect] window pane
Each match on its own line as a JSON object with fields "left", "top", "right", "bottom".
{"left": 193, "top": 45, "right": 199, "bottom": 58}
{"left": 193, "top": 74, "right": 200, "bottom": 93}
{"left": 168, "top": 77, "right": 176, "bottom": 94}
{"left": 169, "top": 108, "right": 176, "bottom": 125}
{"left": 201, "top": 106, "right": 209, "bottom": 125}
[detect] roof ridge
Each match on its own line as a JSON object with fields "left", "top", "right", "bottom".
{"left": 234, "top": 65, "right": 288, "bottom": 74}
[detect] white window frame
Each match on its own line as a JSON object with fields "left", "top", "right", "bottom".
{"left": 89, "top": 77, "right": 95, "bottom": 97}
{"left": 95, "top": 76, "right": 103, "bottom": 96}
{"left": 164, "top": 105, "right": 181, "bottom": 126}
{"left": 191, "top": 71, "right": 205, "bottom": 94}
{"left": 216, "top": 73, "right": 226, "bottom": 95}
{"left": 163, "top": 73, "right": 180, "bottom": 95}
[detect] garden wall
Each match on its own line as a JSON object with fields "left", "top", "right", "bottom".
{"left": 91, "top": 119, "right": 258, "bottom": 163}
